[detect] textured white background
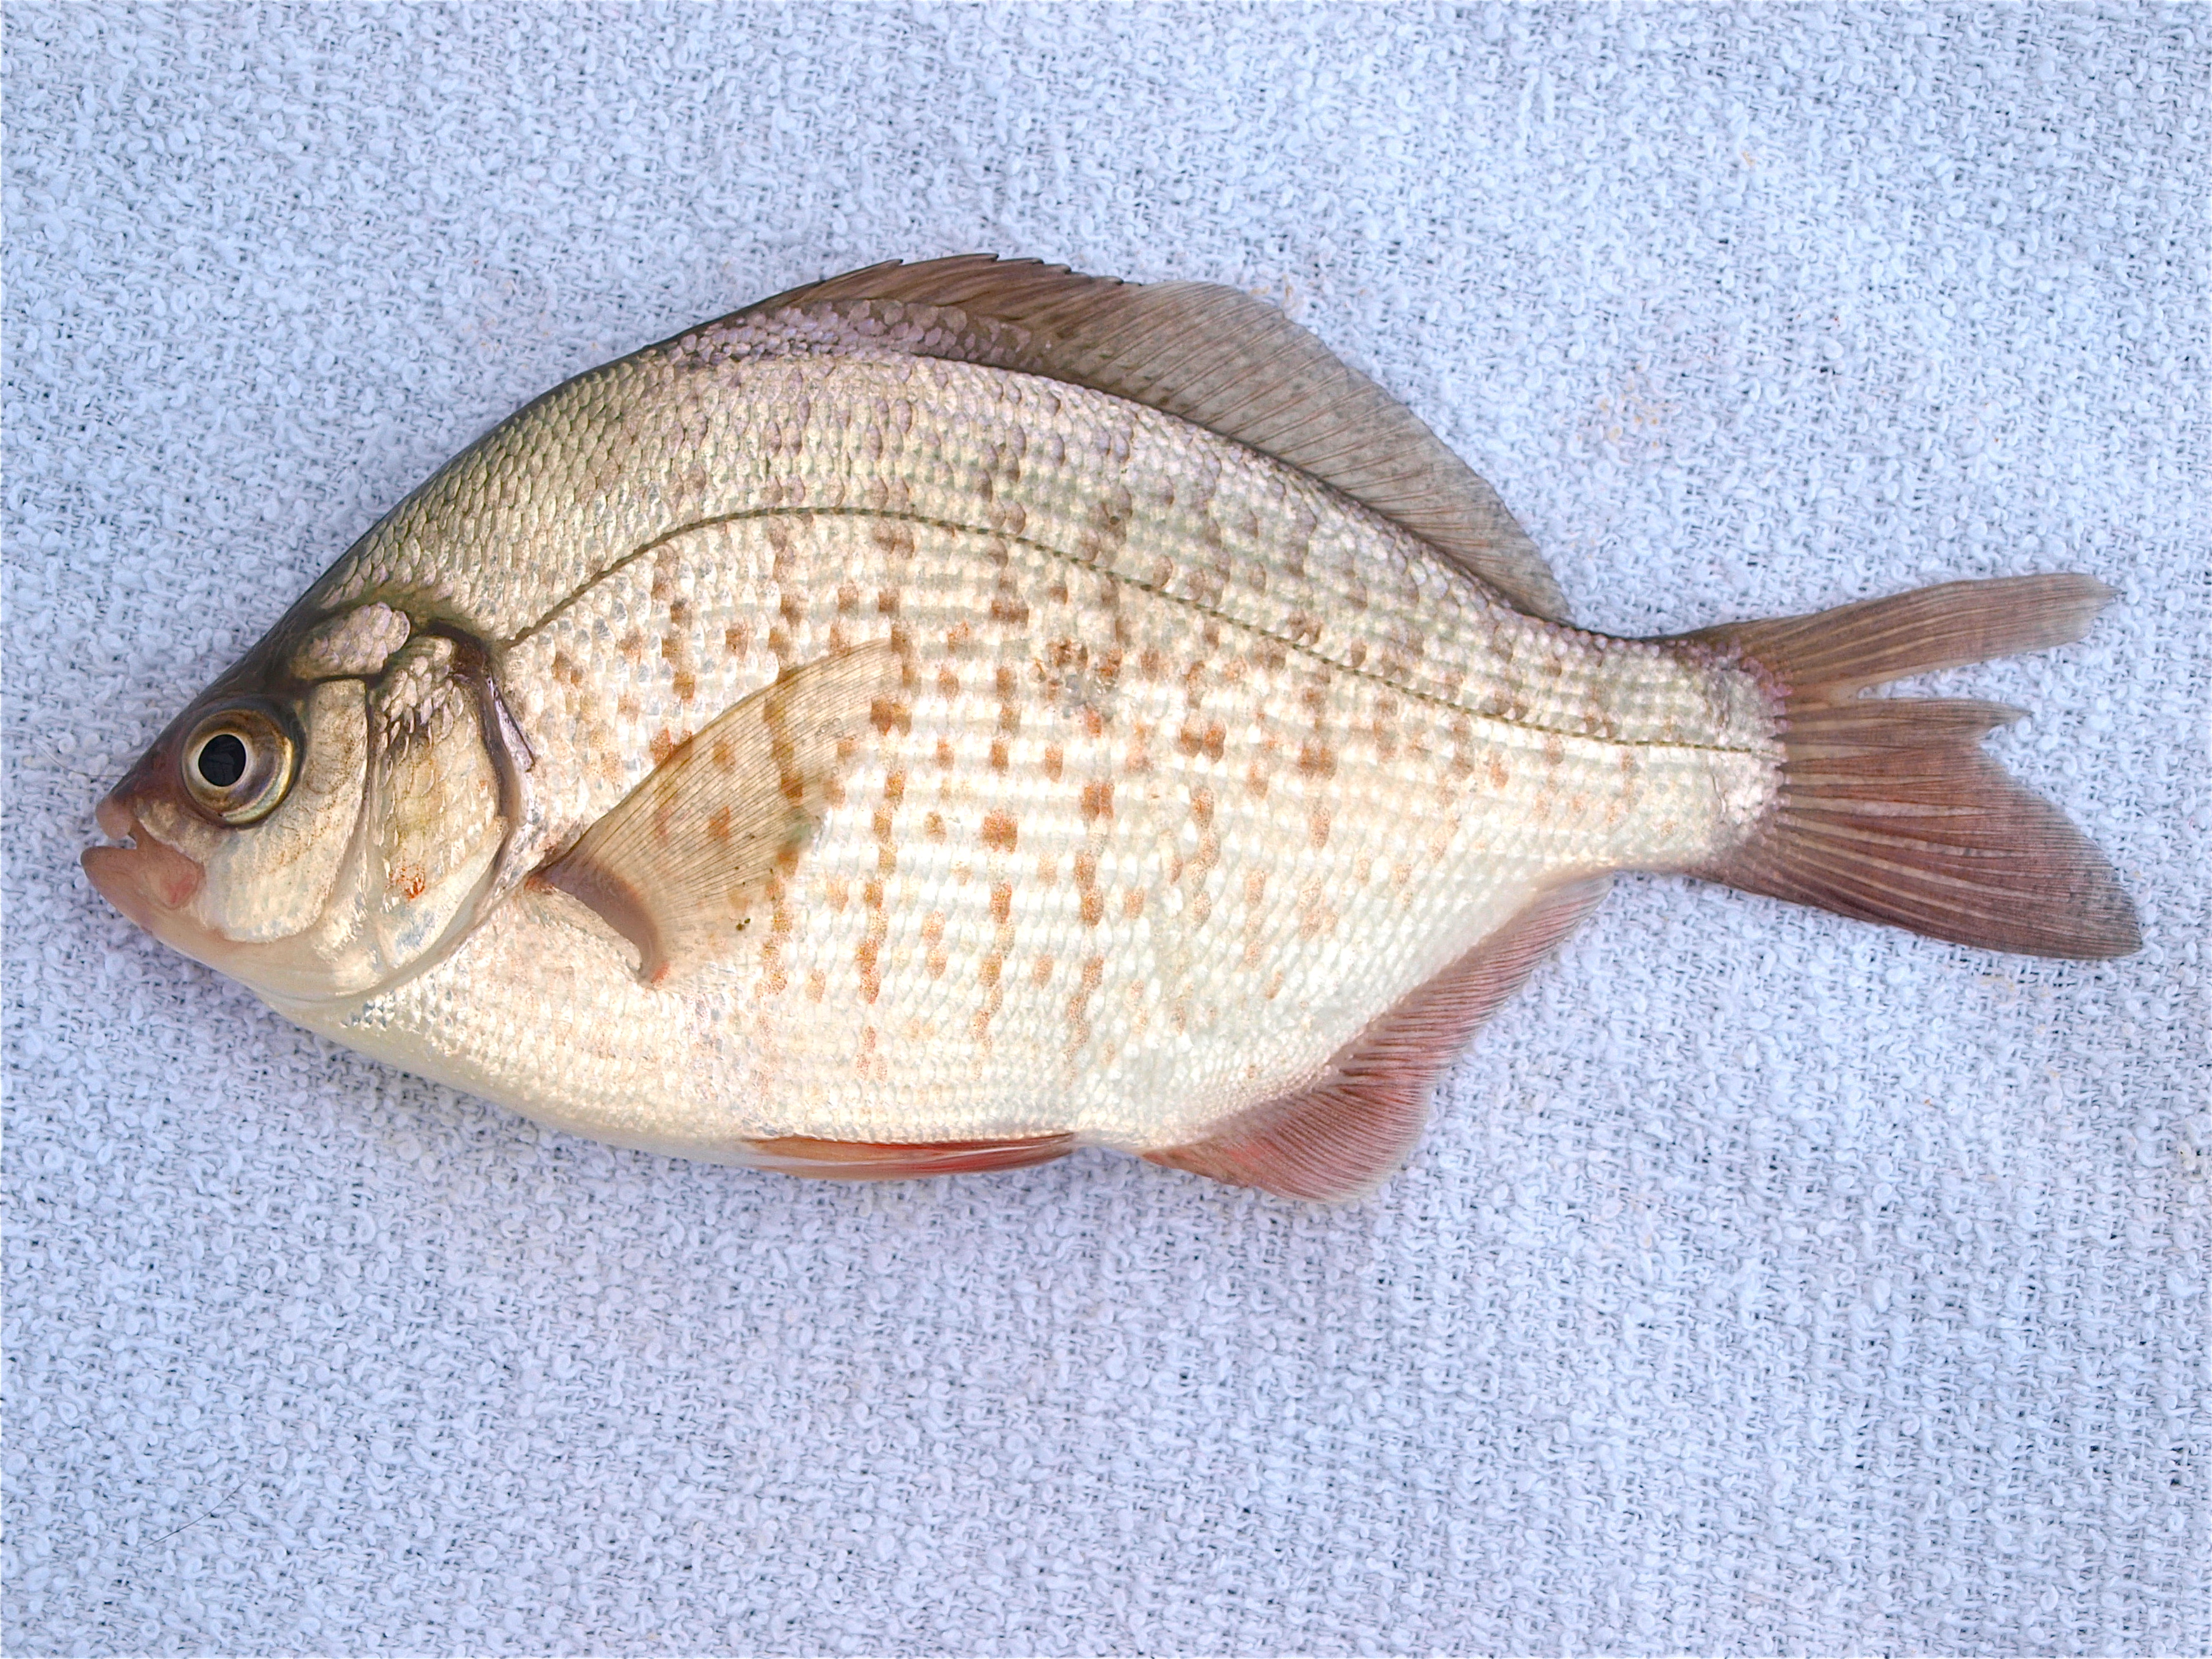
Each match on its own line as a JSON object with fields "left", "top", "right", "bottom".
{"left": 4, "top": 4, "right": 2206, "bottom": 1654}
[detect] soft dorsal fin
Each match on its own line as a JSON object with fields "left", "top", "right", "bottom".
{"left": 719, "top": 256, "right": 1568, "bottom": 621}
{"left": 537, "top": 643, "right": 899, "bottom": 984}
{"left": 1146, "top": 876, "right": 1611, "bottom": 1201}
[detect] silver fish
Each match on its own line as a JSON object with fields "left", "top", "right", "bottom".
{"left": 84, "top": 257, "right": 2138, "bottom": 1199}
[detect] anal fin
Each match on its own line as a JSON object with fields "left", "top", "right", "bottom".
{"left": 538, "top": 643, "right": 900, "bottom": 983}
{"left": 1147, "top": 876, "right": 1611, "bottom": 1202}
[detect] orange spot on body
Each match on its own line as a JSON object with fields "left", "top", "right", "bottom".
{"left": 981, "top": 810, "right": 1018, "bottom": 853}
{"left": 1081, "top": 781, "right": 1114, "bottom": 822}
{"left": 1176, "top": 719, "right": 1226, "bottom": 761}
{"left": 991, "top": 883, "right": 1013, "bottom": 926}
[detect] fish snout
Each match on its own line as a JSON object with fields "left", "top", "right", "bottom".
{"left": 93, "top": 790, "right": 137, "bottom": 842}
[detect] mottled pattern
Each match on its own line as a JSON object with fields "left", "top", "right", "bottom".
{"left": 282, "top": 345, "right": 1781, "bottom": 1155}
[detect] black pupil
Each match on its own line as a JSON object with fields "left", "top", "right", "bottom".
{"left": 197, "top": 733, "right": 249, "bottom": 789}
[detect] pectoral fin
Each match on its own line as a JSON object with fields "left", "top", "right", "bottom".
{"left": 538, "top": 642, "right": 900, "bottom": 984}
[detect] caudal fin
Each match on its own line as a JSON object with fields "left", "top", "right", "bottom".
{"left": 1681, "top": 575, "right": 2140, "bottom": 960}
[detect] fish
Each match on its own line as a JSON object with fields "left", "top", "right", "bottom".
{"left": 82, "top": 256, "right": 2140, "bottom": 1201}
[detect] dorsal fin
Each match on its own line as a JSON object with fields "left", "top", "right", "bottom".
{"left": 714, "top": 256, "right": 1568, "bottom": 621}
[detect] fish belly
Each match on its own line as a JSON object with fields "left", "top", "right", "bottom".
{"left": 302, "top": 359, "right": 1774, "bottom": 1157}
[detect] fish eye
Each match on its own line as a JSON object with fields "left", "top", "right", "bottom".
{"left": 180, "top": 705, "right": 296, "bottom": 825}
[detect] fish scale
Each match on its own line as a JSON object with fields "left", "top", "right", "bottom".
{"left": 315, "top": 487, "right": 1757, "bottom": 1151}
{"left": 84, "top": 257, "right": 2137, "bottom": 1200}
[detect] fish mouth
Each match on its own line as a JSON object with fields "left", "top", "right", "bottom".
{"left": 82, "top": 798, "right": 207, "bottom": 934}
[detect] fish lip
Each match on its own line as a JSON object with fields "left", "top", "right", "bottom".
{"left": 82, "top": 802, "right": 205, "bottom": 922}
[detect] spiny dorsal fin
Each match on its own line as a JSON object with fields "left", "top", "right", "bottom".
{"left": 537, "top": 642, "right": 900, "bottom": 984}
{"left": 717, "top": 255, "right": 1568, "bottom": 621}
{"left": 1147, "top": 876, "right": 1611, "bottom": 1202}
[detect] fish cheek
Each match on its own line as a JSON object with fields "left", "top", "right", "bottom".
{"left": 188, "top": 679, "right": 371, "bottom": 946}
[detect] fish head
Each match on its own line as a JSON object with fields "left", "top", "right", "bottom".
{"left": 85, "top": 601, "right": 514, "bottom": 1006}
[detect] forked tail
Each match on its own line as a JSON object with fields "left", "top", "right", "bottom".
{"left": 1679, "top": 575, "right": 2139, "bottom": 959}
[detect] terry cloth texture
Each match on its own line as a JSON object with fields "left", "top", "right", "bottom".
{"left": 4, "top": 4, "right": 2206, "bottom": 1655}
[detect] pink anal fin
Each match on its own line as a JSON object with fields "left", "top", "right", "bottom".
{"left": 1146, "top": 876, "right": 1612, "bottom": 1202}
{"left": 1677, "top": 574, "right": 2140, "bottom": 959}
{"left": 745, "top": 1133, "right": 1077, "bottom": 1181}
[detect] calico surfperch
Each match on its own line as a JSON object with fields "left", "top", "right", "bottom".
{"left": 84, "top": 257, "right": 2138, "bottom": 1200}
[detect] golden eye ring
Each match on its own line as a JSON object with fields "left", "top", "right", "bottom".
{"left": 180, "top": 704, "right": 296, "bottom": 825}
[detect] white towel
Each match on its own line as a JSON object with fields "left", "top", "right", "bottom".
{"left": 6, "top": 4, "right": 2202, "bottom": 1652}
